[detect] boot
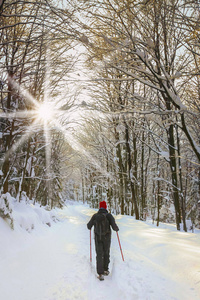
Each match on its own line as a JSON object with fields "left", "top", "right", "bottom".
{"left": 98, "top": 274, "right": 104, "bottom": 281}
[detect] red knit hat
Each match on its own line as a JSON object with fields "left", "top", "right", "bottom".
{"left": 99, "top": 201, "right": 107, "bottom": 209}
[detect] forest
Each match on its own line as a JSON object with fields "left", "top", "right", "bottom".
{"left": 0, "top": 0, "right": 200, "bottom": 232}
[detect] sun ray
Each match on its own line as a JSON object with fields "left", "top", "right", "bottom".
{"left": 8, "top": 76, "right": 40, "bottom": 109}
{"left": 0, "top": 110, "right": 38, "bottom": 119}
{"left": 51, "top": 118, "right": 114, "bottom": 181}
{"left": 0, "top": 120, "right": 39, "bottom": 167}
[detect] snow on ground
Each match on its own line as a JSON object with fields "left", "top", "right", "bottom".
{"left": 0, "top": 200, "right": 200, "bottom": 300}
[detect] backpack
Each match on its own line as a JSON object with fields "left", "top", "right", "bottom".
{"left": 95, "top": 213, "right": 110, "bottom": 239}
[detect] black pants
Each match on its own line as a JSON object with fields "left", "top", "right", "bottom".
{"left": 95, "top": 233, "right": 111, "bottom": 275}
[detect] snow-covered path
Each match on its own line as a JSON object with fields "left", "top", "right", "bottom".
{"left": 1, "top": 202, "right": 200, "bottom": 300}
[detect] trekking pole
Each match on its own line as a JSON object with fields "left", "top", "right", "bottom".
{"left": 116, "top": 231, "right": 124, "bottom": 261}
{"left": 90, "top": 230, "right": 92, "bottom": 263}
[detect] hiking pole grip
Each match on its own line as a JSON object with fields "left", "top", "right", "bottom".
{"left": 116, "top": 231, "right": 124, "bottom": 261}
{"left": 90, "top": 230, "right": 92, "bottom": 263}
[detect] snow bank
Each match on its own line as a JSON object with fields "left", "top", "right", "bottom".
{"left": 0, "top": 192, "right": 59, "bottom": 232}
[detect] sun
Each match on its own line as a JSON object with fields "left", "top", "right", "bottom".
{"left": 37, "top": 102, "right": 54, "bottom": 123}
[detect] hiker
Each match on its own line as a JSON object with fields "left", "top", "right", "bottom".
{"left": 87, "top": 200, "right": 119, "bottom": 280}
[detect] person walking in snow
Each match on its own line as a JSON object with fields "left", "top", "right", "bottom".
{"left": 87, "top": 200, "right": 119, "bottom": 281}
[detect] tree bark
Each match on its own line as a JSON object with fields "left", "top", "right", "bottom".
{"left": 167, "top": 123, "right": 181, "bottom": 230}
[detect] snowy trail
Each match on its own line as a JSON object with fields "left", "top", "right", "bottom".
{"left": 1, "top": 202, "right": 200, "bottom": 300}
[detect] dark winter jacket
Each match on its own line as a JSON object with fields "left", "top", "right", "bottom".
{"left": 87, "top": 208, "right": 119, "bottom": 234}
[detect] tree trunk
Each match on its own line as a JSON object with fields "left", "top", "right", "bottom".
{"left": 175, "top": 124, "right": 187, "bottom": 231}
{"left": 156, "top": 155, "right": 160, "bottom": 226}
{"left": 115, "top": 129, "right": 125, "bottom": 215}
{"left": 17, "top": 138, "right": 31, "bottom": 201}
{"left": 157, "top": 179, "right": 161, "bottom": 227}
{"left": 167, "top": 124, "right": 181, "bottom": 230}
{"left": 141, "top": 129, "right": 145, "bottom": 219}
{"left": 2, "top": 76, "right": 13, "bottom": 193}
{"left": 131, "top": 125, "right": 139, "bottom": 219}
